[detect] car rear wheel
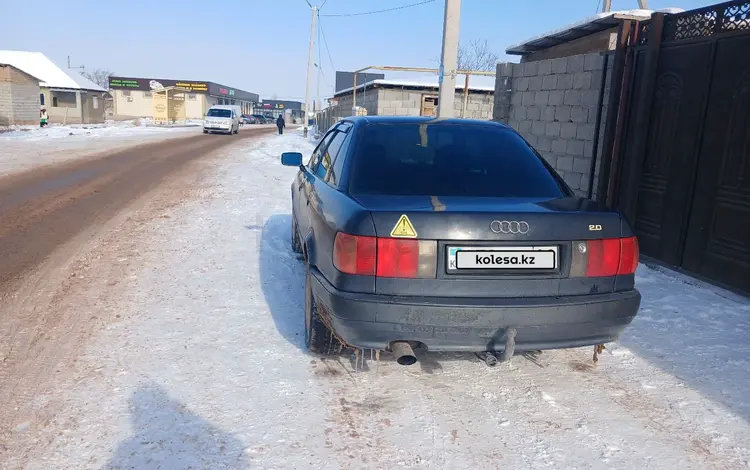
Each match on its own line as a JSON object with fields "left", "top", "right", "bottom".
{"left": 305, "top": 263, "right": 344, "bottom": 355}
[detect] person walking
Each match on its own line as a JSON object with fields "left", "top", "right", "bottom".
{"left": 276, "top": 115, "right": 285, "bottom": 135}
{"left": 40, "top": 107, "right": 49, "bottom": 127}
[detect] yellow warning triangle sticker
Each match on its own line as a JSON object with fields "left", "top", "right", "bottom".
{"left": 390, "top": 214, "right": 418, "bottom": 238}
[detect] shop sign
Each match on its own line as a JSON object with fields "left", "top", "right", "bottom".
{"left": 109, "top": 77, "right": 208, "bottom": 92}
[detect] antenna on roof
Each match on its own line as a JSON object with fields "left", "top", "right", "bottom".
{"left": 67, "top": 55, "right": 85, "bottom": 73}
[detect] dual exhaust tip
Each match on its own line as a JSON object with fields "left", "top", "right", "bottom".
{"left": 389, "top": 328, "right": 517, "bottom": 367}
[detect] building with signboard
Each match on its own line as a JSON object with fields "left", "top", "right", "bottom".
{"left": 253, "top": 99, "right": 304, "bottom": 122}
{"left": 109, "top": 76, "right": 259, "bottom": 120}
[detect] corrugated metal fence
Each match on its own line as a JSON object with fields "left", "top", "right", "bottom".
{"left": 314, "top": 105, "right": 346, "bottom": 134}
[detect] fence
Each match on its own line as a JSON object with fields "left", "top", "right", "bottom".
{"left": 314, "top": 105, "right": 348, "bottom": 134}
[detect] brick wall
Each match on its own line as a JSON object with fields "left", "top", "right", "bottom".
{"left": 378, "top": 89, "right": 420, "bottom": 115}
{"left": 0, "top": 65, "right": 41, "bottom": 126}
{"left": 378, "top": 88, "right": 493, "bottom": 119}
{"left": 329, "top": 87, "right": 494, "bottom": 120}
{"left": 333, "top": 88, "right": 379, "bottom": 117}
{"left": 0, "top": 81, "right": 13, "bottom": 126}
{"left": 494, "top": 53, "right": 613, "bottom": 198}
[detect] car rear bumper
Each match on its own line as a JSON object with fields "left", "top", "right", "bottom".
{"left": 310, "top": 268, "right": 641, "bottom": 352}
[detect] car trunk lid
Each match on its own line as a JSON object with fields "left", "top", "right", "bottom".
{"left": 352, "top": 194, "right": 624, "bottom": 297}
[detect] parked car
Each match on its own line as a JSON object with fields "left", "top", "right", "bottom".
{"left": 280, "top": 116, "right": 641, "bottom": 366}
{"left": 242, "top": 114, "right": 258, "bottom": 124}
{"left": 203, "top": 105, "right": 240, "bottom": 135}
{"left": 251, "top": 114, "right": 268, "bottom": 124}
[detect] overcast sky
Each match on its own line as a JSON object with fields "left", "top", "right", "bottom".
{"left": 0, "top": 0, "right": 706, "bottom": 102}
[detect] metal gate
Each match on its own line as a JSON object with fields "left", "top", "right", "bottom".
{"left": 612, "top": 1, "right": 750, "bottom": 293}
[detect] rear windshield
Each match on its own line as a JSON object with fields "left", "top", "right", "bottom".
{"left": 207, "top": 109, "right": 231, "bottom": 118}
{"left": 348, "top": 122, "right": 566, "bottom": 198}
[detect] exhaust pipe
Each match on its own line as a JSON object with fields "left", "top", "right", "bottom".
{"left": 390, "top": 341, "right": 417, "bottom": 366}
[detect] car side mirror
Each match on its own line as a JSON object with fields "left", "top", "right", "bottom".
{"left": 281, "top": 152, "right": 303, "bottom": 167}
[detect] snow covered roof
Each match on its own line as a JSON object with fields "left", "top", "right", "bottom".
{"left": 506, "top": 8, "right": 684, "bottom": 55}
{"left": 334, "top": 76, "right": 496, "bottom": 97}
{"left": 0, "top": 50, "right": 107, "bottom": 92}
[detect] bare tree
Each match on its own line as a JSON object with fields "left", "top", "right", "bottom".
{"left": 81, "top": 68, "right": 115, "bottom": 89}
{"left": 434, "top": 39, "right": 500, "bottom": 72}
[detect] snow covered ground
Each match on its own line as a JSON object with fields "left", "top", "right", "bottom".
{"left": 5, "top": 130, "right": 750, "bottom": 469}
{"left": 0, "top": 120, "right": 202, "bottom": 176}
{"left": 0, "top": 119, "right": 202, "bottom": 141}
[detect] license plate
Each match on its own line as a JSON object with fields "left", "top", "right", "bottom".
{"left": 448, "top": 246, "right": 558, "bottom": 270}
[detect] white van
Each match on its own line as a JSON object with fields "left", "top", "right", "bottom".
{"left": 203, "top": 105, "right": 240, "bottom": 135}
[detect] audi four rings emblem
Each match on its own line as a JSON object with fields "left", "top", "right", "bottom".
{"left": 490, "top": 220, "right": 530, "bottom": 234}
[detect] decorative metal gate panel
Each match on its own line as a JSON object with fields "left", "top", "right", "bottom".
{"left": 612, "top": 1, "right": 750, "bottom": 293}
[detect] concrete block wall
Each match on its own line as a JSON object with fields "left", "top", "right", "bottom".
{"left": 378, "top": 88, "right": 493, "bottom": 119}
{"left": 378, "top": 89, "right": 422, "bottom": 116}
{"left": 335, "top": 88, "right": 379, "bottom": 117}
{"left": 453, "top": 92, "right": 493, "bottom": 119}
{"left": 494, "top": 53, "right": 612, "bottom": 198}
{"left": 11, "top": 82, "right": 40, "bottom": 124}
{"left": 0, "top": 66, "right": 41, "bottom": 126}
{"left": 0, "top": 81, "right": 14, "bottom": 126}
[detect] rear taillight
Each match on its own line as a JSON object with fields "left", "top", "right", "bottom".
{"left": 570, "top": 237, "right": 639, "bottom": 277}
{"left": 333, "top": 232, "right": 437, "bottom": 278}
{"left": 333, "top": 233, "right": 376, "bottom": 275}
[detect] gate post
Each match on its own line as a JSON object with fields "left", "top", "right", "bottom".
{"left": 617, "top": 13, "right": 665, "bottom": 222}
{"left": 596, "top": 20, "right": 633, "bottom": 207}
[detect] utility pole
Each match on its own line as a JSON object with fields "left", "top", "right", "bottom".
{"left": 436, "top": 0, "right": 461, "bottom": 119}
{"left": 303, "top": 6, "right": 317, "bottom": 138}
{"left": 315, "top": 63, "right": 321, "bottom": 132}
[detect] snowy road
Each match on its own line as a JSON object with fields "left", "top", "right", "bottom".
{"left": 0, "top": 121, "right": 274, "bottom": 177}
{"left": 3, "top": 130, "right": 750, "bottom": 469}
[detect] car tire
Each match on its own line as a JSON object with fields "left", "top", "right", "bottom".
{"left": 203, "top": 130, "right": 208, "bottom": 134}
{"left": 305, "top": 263, "right": 344, "bottom": 356}
{"left": 291, "top": 215, "right": 302, "bottom": 254}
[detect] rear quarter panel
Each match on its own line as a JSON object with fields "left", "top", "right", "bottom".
{"left": 308, "top": 180, "right": 377, "bottom": 294}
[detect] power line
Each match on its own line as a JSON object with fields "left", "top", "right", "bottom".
{"left": 304, "top": 0, "right": 312, "bottom": 7}
{"left": 320, "top": 0, "right": 329, "bottom": 8}
{"left": 317, "top": 16, "right": 337, "bottom": 72}
{"left": 320, "top": 0, "right": 435, "bottom": 17}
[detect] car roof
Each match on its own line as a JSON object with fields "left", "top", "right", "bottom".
{"left": 339, "top": 115, "right": 512, "bottom": 130}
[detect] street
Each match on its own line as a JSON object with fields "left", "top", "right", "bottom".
{"left": 1, "top": 129, "right": 749, "bottom": 469}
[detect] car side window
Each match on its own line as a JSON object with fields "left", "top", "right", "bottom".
{"left": 307, "top": 131, "right": 336, "bottom": 169}
{"left": 316, "top": 130, "right": 347, "bottom": 180}
{"left": 326, "top": 131, "right": 352, "bottom": 186}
